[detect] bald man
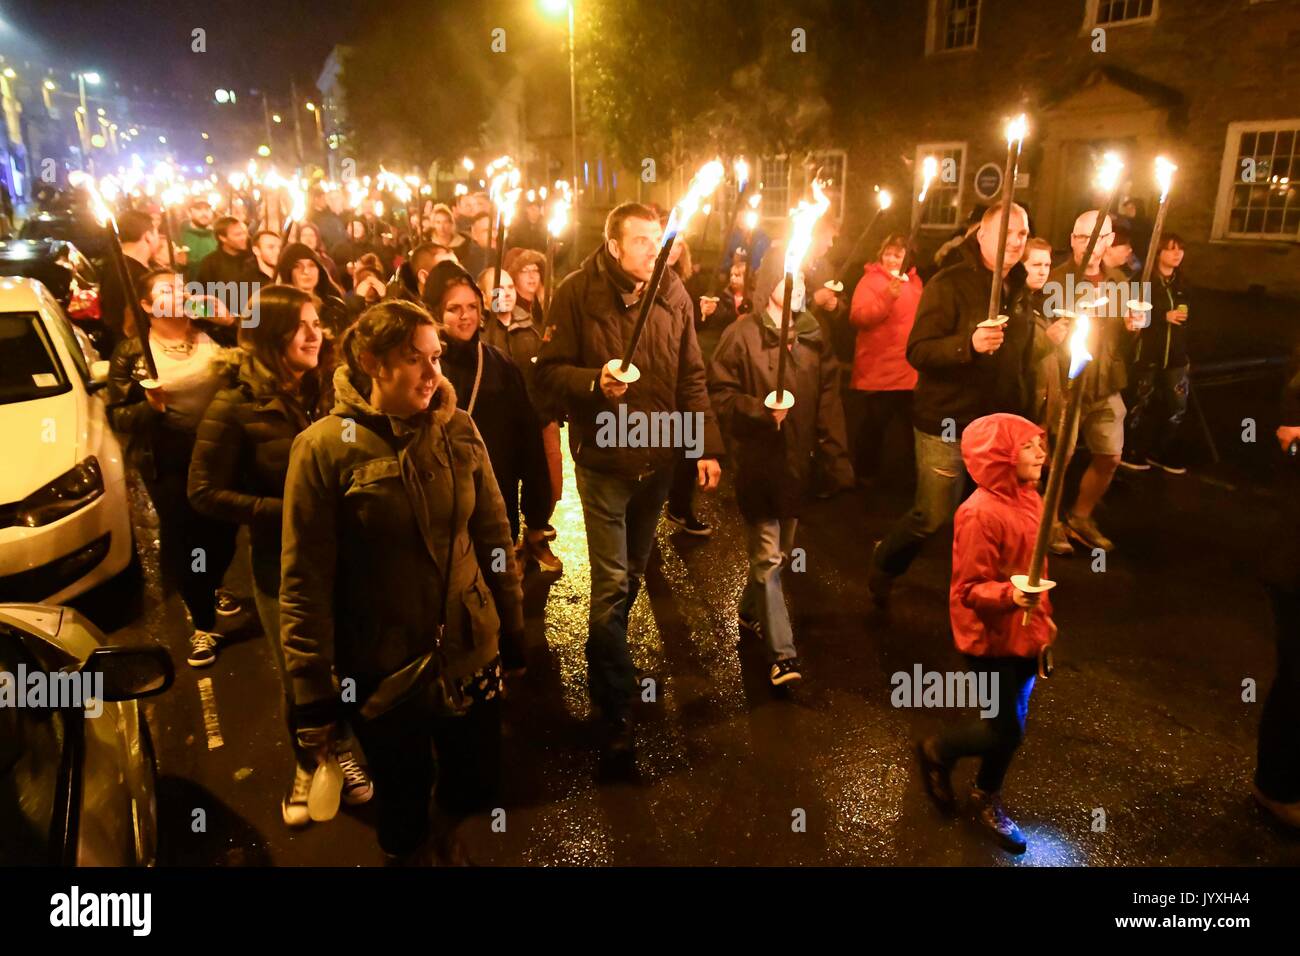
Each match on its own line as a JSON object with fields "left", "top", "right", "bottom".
{"left": 1045, "top": 210, "right": 1145, "bottom": 554}
{"left": 868, "top": 202, "right": 1038, "bottom": 607}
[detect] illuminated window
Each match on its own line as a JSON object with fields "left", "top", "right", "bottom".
{"left": 1213, "top": 120, "right": 1300, "bottom": 241}
{"left": 915, "top": 143, "right": 966, "bottom": 230}
{"left": 927, "top": 0, "right": 980, "bottom": 54}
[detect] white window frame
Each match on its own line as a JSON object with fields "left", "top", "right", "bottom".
{"left": 756, "top": 150, "right": 849, "bottom": 224}
{"left": 926, "top": 0, "right": 981, "bottom": 56}
{"left": 1211, "top": 118, "right": 1300, "bottom": 243}
{"left": 758, "top": 155, "right": 790, "bottom": 223}
{"left": 1084, "top": 0, "right": 1159, "bottom": 30}
{"left": 915, "top": 141, "right": 967, "bottom": 232}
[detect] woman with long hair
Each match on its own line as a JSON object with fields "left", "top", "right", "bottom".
{"left": 277, "top": 241, "right": 350, "bottom": 336}
{"left": 297, "top": 221, "right": 341, "bottom": 284}
{"left": 280, "top": 299, "right": 525, "bottom": 863}
{"left": 106, "top": 269, "right": 239, "bottom": 668}
{"left": 188, "top": 285, "right": 373, "bottom": 826}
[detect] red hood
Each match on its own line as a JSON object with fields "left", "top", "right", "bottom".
{"left": 960, "top": 414, "right": 1044, "bottom": 501}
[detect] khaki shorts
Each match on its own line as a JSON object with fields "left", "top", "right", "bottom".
{"left": 1070, "top": 392, "right": 1126, "bottom": 457}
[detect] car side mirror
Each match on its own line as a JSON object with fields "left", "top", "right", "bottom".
{"left": 81, "top": 645, "right": 174, "bottom": 702}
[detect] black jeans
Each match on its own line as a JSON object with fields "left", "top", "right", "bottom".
{"left": 1256, "top": 584, "right": 1300, "bottom": 803}
{"left": 353, "top": 685, "right": 502, "bottom": 856}
{"left": 933, "top": 654, "right": 1038, "bottom": 793}
{"left": 845, "top": 388, "right": 914, "bottom": 485}
{"left": 143, "top": 458, "right": 238, "bottom": 633}
{"left": 667, "top": 454, "right": 697, "bottom": 518}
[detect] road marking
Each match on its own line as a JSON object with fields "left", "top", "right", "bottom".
{"left": 197, "top": 677, "right": 224, "bottom": 750}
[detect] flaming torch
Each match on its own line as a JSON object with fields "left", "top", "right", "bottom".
{"left": 837, "top": 186, "right": 892, "bottom": 286}
{"left": 486, "top": 157, "right": 522, "bottom": 311}
{"left": 711, "top": 157, "right": 751, "bottom": 291}
{"left": 161, "top": 182, "right": 187, "bottom": 271}
{"left": 985, "top": 114, "right": 1028, "bottom": 327}
{"left": 71, "top": 171, "right": 158, "bottom": 382}
{"left": 280, "top": 178, "right": 307, "bottom": 243}
{"left": 766, "top": 179, "right": 832, "bottom": 421}
{"left": 1072, "top": 151, "right": 1126, "bottom": 292}
{"left": 610, "top": 158, "right": 725, "bottom": 383}
{"left": 545, "top": 194, "right": 569, "bottom": 309}
{"left": 1126, "top": 156, "right": 1178, "bottom": 327}
{"left": 1012, "top": 309, "right": 1096, "bottom": 630}
{"left": 899, "top": 155, "right": 939, "bottom": 278}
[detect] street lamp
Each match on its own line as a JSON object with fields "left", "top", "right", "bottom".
{"left": 305, "top": 101, "right": 326, "bottom": 166}
{"left": 540, "top": 0, "right": 579, "bottom": 241}
{"left": 75, "top": 71, "right": 103, "bottom": 172}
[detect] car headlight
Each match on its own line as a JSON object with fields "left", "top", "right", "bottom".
{"left": 16, "top": 457, "right": 104, "bottom": 527}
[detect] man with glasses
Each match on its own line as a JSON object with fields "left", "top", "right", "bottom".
{"left": 1045, "top": 210, "right": 1145, "bottom": 553}
{"left": 535, "top": 202, "right": 723, "bottom": 756}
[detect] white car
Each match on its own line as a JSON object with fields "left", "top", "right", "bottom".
{"left": 0, "top": 277, "right": 133, "bottom": 603}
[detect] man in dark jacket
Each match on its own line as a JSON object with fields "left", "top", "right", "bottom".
{"left": 195, "top": 216, "right": 254, "bottom": 288}
{"left": 535, "top": 202, "right": 724, "bottom": 751}
{"left": 97, "top": 209, "right": 158, "bottom": 342}
{"left": 868, "top": 202, "right": 1036, "bottom": 607}
{"left": 709, "top": 255, "right": 853, "bottom": 687}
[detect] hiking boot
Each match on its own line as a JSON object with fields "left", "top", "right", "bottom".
{"left": 1146, "top": 456, "right": 1187, "bottom": 475}
{"left": 336, "top": 747, "right": 375, "bottom": 806}
{"left": 282, "top": 765, "right": 313, "bottom": 828}
{"left": 971, "top": 788, "right": 1027, "bottom": 854}
{"left": 769, "top": 657, "right": 803, "bottom": 687}
{"left": 186, "top": 630, "right": 220, "bottom": 668}
{"left": 665, "top": 510, "right": 713, "bottom": 536}
{"left": 916, "top": 737, "right": 956, "bottom": 813}
{"left": 1065, "top": 512, "right": 1114, "bottom": 552}
{"left": 1049, "top": 521, "right": 1073, "bottom": 556}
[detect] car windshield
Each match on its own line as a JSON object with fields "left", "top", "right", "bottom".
{"left": 0, "top": 627, "right": 62, "bottom": 865}
{"left": 0, "top": 313, "right": 70, "bottom": 405}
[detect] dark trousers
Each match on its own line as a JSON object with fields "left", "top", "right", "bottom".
{"left": 873, "top": 428, "right": 969, "bottom": 578}
{"left": 353, "top": 685, "right": 502, "bottom": 857}
{"left": 845, "top": 388, "right": 914, "bottom": 485}
{"left": 933, "top": 655, "right": 1038, "bottom": 793}
{"left": 144, "top": 465, "right": 238, "bottom": 632}
{"left": 1125, "top": 364, "right": 1189, "bottom": 462}
{"left": 1256, "top": 584, "right": 1300, "bottom": 802}
{"left": 666, "top": 454, "right": 697, "bottom": 517}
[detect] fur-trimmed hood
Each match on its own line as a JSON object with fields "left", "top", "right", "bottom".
{"left": 330, "top": 362, "right": 458, "bottom": 429}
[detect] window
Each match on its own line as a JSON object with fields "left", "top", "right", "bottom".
{"left": 1213, "top": 120, "right": 1300, "bottom": 242}
{"left": 915, "top": 143, "right": 966, "bottom": 231}
{"left": 927, "top": 0, "right": 980, "bottom": 54}
{"left": 1086, "top": 0, "right": 1158, "bottom": 27}
{"left": 756, "top": 150, "right": 847, "bottom": 223}
{"left": 759, "top": 155, "right": 789, "bottom": 221}
{"left": 810, "top": 149, "right": 847, "bottom": 224}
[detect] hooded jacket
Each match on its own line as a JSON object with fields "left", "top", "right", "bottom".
{"left": 423, "top": 262, "right": 553, "bottom": 535}
{"left": 279, "top": 365, "right": 524, "bottom": 714}
{"left": 951, "top": 414, "right": 1054, "bottom": 658}
{"left": 534, "top": 244, "right": 724, "bottom": 479}
{"left": 188, "top": 347, "right": 333, "bottom": 594}
{"left": 907, "top": 236, "right": 1036, "bottom": 435}
{"left": 179, "top": 222, "right": 217, "bottom": 281}
{"left": 275, "top": 242, "right": 350, "bottom": 335}
{"left": 708, "top": 309, "right": 853, "bottom": 522}
{"left": 849, "top": 262, "right": 922, "bottom": 392}
{"left": 1132, "top": 268, "right": 1189, "bottom": 370}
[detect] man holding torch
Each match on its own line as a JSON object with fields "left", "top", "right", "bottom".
{"left": 867, "top": 202, "right": 1036, "bottom": 609}
{"left": 535, "top": 200, "right": 724, "bottom": 755}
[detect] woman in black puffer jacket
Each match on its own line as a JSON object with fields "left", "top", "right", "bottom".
{"left": 188, "top": 285, "right": 371, "bottom": 828}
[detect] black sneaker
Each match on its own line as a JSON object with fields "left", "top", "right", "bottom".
{"left": 769, "top": 657, "right": 802, "bottom": 686}
{"left": 186, "top": 630, "right": 219, "bottom": 668}
{"left": 1146, "top": 456, "right": 1187, "bottom": 475}
{"left": 916, "top": 738, "right": 956, "bottom": 813}
{"left": 336, "top": 748, "right": 374, "bottom": 805}
{"left": 738, "top": 614, "right": 763, "bottom": 642}
{"left": 214, "top": 588, "right": 241, "bottom": 617}
{"left": 971, "top": 788, "right": 1027, "bottom": 854}
{"left": 665, "top": 510, "right": 713, "bottom": 536}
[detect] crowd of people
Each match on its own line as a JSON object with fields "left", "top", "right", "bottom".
{"left": 82, "top": 174, "right": 1297, "bottom": 863}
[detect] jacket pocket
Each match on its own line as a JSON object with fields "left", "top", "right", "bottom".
{"left": 459, "top": 570, "right": 501, "bottom": 652}
{"left": 346, "top": 456, "right": 401, "bottom": 492}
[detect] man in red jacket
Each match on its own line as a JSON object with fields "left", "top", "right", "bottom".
{"left": 915, "top": 413, "right": 1056, "bottom": 855}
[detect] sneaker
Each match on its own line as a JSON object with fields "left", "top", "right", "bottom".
{"left": 529, "top": 539, "right": 564, "bottom": 574}
{"left": 916, "top": 738, "right": 956, "bottom": 813}
{"left": 186, "top": 630, "right": 220, "bottom": 668}
{"left": 1048, "top": 521, "right": 1073, "bottom": 556}
{"left": 539, "top": 524, "right": 557, "bottom": 541}
{"left": 336, "top": 748, "right": 375, "bottom": 806}
{"left": 665, "top": 510, "right": 713, "bottom": 536}
{"left": 1252, "top": 782, "right": 1300, "bottom": 829}
{"left": 1117, "top": 456, "right": 1152, "bottom": 472}
{"left": 1146, "top": 456, "right": 1187, "bottom": 475}
{"left": 769, "top": 657, "right": 803, "bottom": 686}
{"left": 214, "top": 588, "right": 241, "bottom": 617}
{"left": 970, "top": 788, "right": 1027, "bottom": 854}
{"left": 282, "top": 765, "right": 313, "bottom": 828}
{"left": 1064, "top": 512, "right": 1114, "bottom": 552}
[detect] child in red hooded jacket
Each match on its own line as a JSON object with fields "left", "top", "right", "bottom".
{"left": 916, "top": 412, "right": 1056, "bottom": 855}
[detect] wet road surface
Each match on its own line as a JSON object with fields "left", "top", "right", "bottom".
{"left": 79, "top": 430, "right": 1300, "bottom": 867}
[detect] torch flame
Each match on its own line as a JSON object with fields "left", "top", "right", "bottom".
{"left": 1096, "top": 151, "right": 1125, "bottom": 194}
{"left": 918, "top": 157, "right": 938, "bottom": 203}
{"left": 1155, "top": 155, "right": 1177, "bottom": 203}
{"left": 664, "top": 159, "right": 725, "bottom": 242}
{"left": 69, "top": 171, "right": 113, "bottom": 227}
{"left": 548, "top": 198, "right": 569, "bottom": 238}
{"left": 162, "top": 183, "right": 187, "bottom": 209}
{"left": 288, "top": 180, "right": 308, "bottom": 223}
{"left": 747, "top": 191, "right": 762, "bottom": 210}
{"left": 877, "top": 187, "right": 893, "bottom": 211}
{"left": 1005, "top": 113, "right": 1028, "bottom": 146}
{"left": 743, "top": 209, "right": 759, "bottom": 231}
{"left": 1067, "top": 312, "right": 1093, "bottom": 380}
{"left": 734, "top": 157, "right": 749, "bottom": 194}
{"left": 784, "top": 179, "right": 831, "bottom": 276}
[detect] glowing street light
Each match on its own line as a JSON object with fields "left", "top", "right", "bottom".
{"left": 82, "top": 72, "right": 101, "bottom": 85}
{"left": 257, "top": 144, "right": 271, "bottom": 157}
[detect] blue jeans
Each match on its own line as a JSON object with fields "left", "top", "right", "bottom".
{"left": 574, "top": 463, "right": 674, "bottom": 719}
{"left": 872, "top": 428, "right": 968, "bottom": 578}
{"left": 740, "top": 518, "right": 799, "bottom": 661}
{"left": 933, "top": 655, "right": 1037, "bottom": 792}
